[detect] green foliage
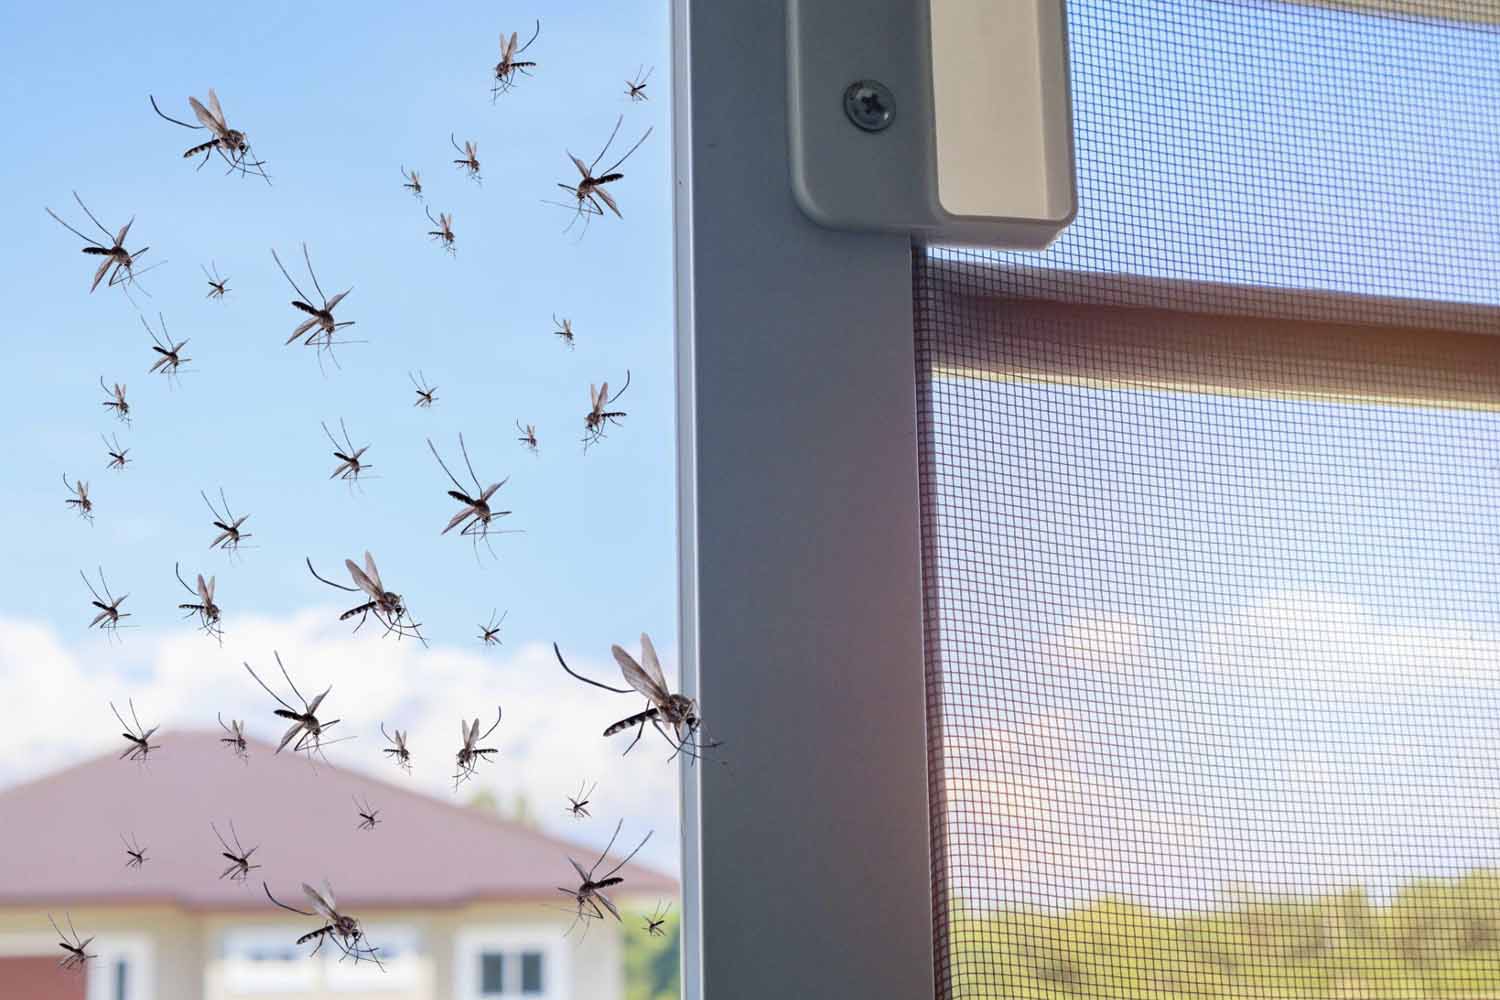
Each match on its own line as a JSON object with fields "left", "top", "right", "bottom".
{"left": 949, "top": 871, "right": 1500, "bottom": 999}
{"left": 624, "top": 903, "right": 681, "bottom": 1000}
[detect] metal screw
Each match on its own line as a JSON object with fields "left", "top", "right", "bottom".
{"left": 843, "top": 79, "right": 895, "bottom": 133}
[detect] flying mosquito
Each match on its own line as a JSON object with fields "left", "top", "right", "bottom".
{"left": 451, "top": 134, "right": 481, "bottom": 182}
{"left": 148, "top": 89, "right": 269, "bottom": 181}
{"left": 401, "top": 166, "right": 423, "bottom": 199}
{"left": 491, "top": 21, "right": 539, "bottom": 99}
{"left": 46, "top": 192, "right": 157, "bottom": 294}
{"left": 427, "top": 435, "right": 514, "bottom": 559}
{"left": 203, "top": 261, "right": 229, "bottom": 299}
{"left": 49, "top": 913, "right": 95, "bottom": 971}
{"left": 100, "top": 377, "right": 130, "bottom": 426}
{"left": 103, "top": 434, "right": 130, "bottom": 471}
{"left": 213, "top": 820, "right": 260, "bottom": 882}
{"left": 583, "top": 371, "right": 630, "bottom": 449}
{"left": 381, "top": 723, "right": 411, "bottom": 773}
{"left": 263, "top": 881, "right": 384, "bottom": 967}
{"left": 354, "top": 795, "right": 381, "bottom": 831}
{"left": 553, "top": 314, "right": 575, "bottom": 348}
{"left": 549, "top": 116, "right": 652, "bottom": 236}
{"left": 644, "top": 900, "right": 671, "bottom": 937}
{"left": 244, "top": 653, "right": 345, "bottom": 757}
{"left": 121, "top": 832, "right": 148, "bottom": 870}
{"left": 410, "top": 370, "right": 437, "bottom": 408}
{"left": 454, "top": 708, "right": 502, "bottom": 789}
{"left": 204, "top": 488, "right": 252, "bottom": 555}
{"left": 425, "top": 207, "right": 456, "bottom": 254}
{"left": 306, "top": 551, "right": 427, "bottom": 644}
{"left": 81, "top": 567, "right": 129, "bottom": 635}
{"left": 479, "top": 609, "right": 508, "bottom": 646}
{"left": 143, "top": 313, "right": 191, "bottom": 384}
{"left": 557, "top": 819, "right": 653, "bottom": 932}
{"left": 556, "top": 634, "right": 718, "bottom": 761}
{"left": 566, "top": 781, "right": 596, "bottom": 819}
{"left": 323, "top": 419, "right": 373, "bottom": 486}
{"left": 111, "top": 699, "right": 160, "bottom": 763}
{"left": 272, "top": 244, "right": 356, "bottom": 369}
{"left": 218, "top": 713, "right": 249, "bottom": 761}
{"left": 626, "top": 66, "right": 654, "bottom": 101}
{"left": 64, "top": 474, "right": 94, "bottom": 522}
{"left": 175, "top": 562, "right": 223, "bottom": 643}
{"left": 516, "top": 421, "right": 539, "bottom": 454}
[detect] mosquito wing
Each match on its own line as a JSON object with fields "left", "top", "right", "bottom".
{"left": 345, "top": 560, "right": 381, "bottom": 599}
{"left": 362, "top": 551, "right": 384, "bottom": 593}
{"left": 467, "top": 717, "right": 481, "bottom": 748}
{"left": 569, "top": 857, "right": 591, "bottom": 883}
{"left": 612, "top": 644, "right": 671, "bottom": 704}
{"left": 206, "top": 88, "right": 228, "bottom": 130}
{"left": 325, "top": 289, "right": 350, "bottom": 311}
{"left": 289, "top": 317, "right": 318, "bottom": 344}
{"left": 276, "top": 720, "right": 305, "bottom": 753}
{"left": 302, "top": 882, "right": 337, "bottom": 920}
{"left": 570, "top": 154, "right": 590, "bottom": 180}
{"left": 638, "top": 633, "right": 668, "bottom": 692}
{"left": 198, "top": 575, "right": 215, "bottom": 605}
{"left": 188, "top": 96, "right": 221, "bottom": 133}
{"left": 306, "top": 685, "right": 332, "bottom": 715}
{"left": 596, "top": 891, "right": 621, "bottom": 921}
{"left": 443, "top": 507, "right": 475, "bottom": 535}
{"left": 502, "top": 31, "right": 517, "bottom": 60}
{"left": 90, "top": 257, "right": 114, "bottom": 292}
{"left": 594, "top": 187, "right": 622, "bottom": 219}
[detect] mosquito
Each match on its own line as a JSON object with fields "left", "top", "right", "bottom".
{"left": 64, "top": 474, "right": 94, "bottom": 522}
{"left": 451, "top": 133, "right": 481, "bottom": 182}
{"left": 516, "top": 421, "right": 538, "bottom": 454}
{"left": 111, "top": 699, "right": 160, "bottom": 763}
{"left": 428, "top": 434, "right": 515, "bottom": 559}
{"left": 626, "top": 66, "right": 654, "bottom": 102}
{"left": 354, "top": 795, "right": 381, "bottom": 831}
{"left": 410, "top": 370, "right": 437, "bottom": 408}
{"left": 100, "top": 377, "right": 130, "bottom": 426}
{"left": 143, "top": 313, "right": 191, "bottom": 384}
{"left": 566, "top": 781, "right": 596, "bottom": 819}
{"left": 644, "top": 900, "right": 671, "bottom": 937}
{"left": 81, "top": 567, "right": 129, "bottom": 635}
{"left": 244, "top": 653, "right": 345, "bottom": 758}
{"left": 454, "top": 708, "right": 502, "bottom": 789}
{"left": 553, "top": 314, "right": 575, "bottom": 349}
{"left": 175, "top": 562, "right": 223, "bottom": 643}
{"left": 46, "top": 192, "right": 157, "bottom": 294}
{"left": 103, "top": 434, "right": 130, "bottom": 471}
{"left": 491, "top": 21, "right": 539, "bottom": 99}
{"left": 425, "top": 207, "right": 456, "bottom": 254}
{"left": 479, "top": 609, "right": 508, "bottom": 646}
{"left": 49, "top": 914, "right": 95, "bottom": 971}
{"left": 557, "top": 819, "right": 653, "bottom": 930}
{"left": 583, "top": 371, "right": 630, "bottom": 450}
{"left": 203, "top": 261, "right": 229, "bottom": 299}
{"left": 401, "top": 165, "right": 423, "bottom": 199}
{"left": 204, "top": 488, "right": 252, "bottom": 556}
{"left": 121, "top": 832, "right": 148, "bottom": 870}
{"left": 556, "top": 634, "right": 718, "bottom": 762}
{"left": 148, "top": 89, "right": 270, "bottom": 181}
{"left": 218, "top": 713, "right": 249, "bottom": 761}
{"left": 306, "top": 551, "right": 427, "bottom": 644}
{"left": 213, "top": 820, "right": 260, "bottom": 882}
{"left": 380, "top": 722, "right": 411, "bottom": 773}
{"left": 549, "top": 116, "right": 652, "bottom": 236}
{"left": 323, "top": 419, "right": 373, "bottom": 486}
{"left": 272, "top": 244, "right": 356, "bottom": 370}
{"left": 263, "top": 881, "right": 384, "bottom": 968}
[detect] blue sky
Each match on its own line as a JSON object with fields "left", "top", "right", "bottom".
{"left": 0, "top": 0, "right": 682, "bottom": 872}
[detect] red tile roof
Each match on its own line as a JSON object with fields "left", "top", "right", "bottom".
{"left": 0, "top": 731, "right": 675, "bottom": 911}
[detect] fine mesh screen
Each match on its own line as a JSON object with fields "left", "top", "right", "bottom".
{"left": 917, "top": 2, "right": 1500, "bottom": 998}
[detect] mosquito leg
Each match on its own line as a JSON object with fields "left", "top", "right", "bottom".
{"left": 622, "top": 720, "right": 647, "bottom": 757}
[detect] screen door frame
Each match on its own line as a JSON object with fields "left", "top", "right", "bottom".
{"left": 671, "top": 0, "right": 935, "bottom": 997}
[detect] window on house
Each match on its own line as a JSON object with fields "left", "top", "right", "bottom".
{"left": 480, "top": 952, "right": 507, "bottom": 995}
{"left": 476, "top": 947, "right": 546, "bottom": 996}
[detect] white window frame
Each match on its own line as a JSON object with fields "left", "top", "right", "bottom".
{"left": 0, "top": 928, "right": 153, "bottom": 1000}
{"left": 221, "top": 925, "right": 319, "bottom": 993}
{"left": 453, "top": 923, "right": 568, "bottom": 999}
{"left": 671, "top": 0, "right": 934, "bottom": 997}
{"left": 222, "top": 923, "right": 422, "bottom": 993}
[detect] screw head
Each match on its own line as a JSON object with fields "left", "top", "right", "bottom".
{"left": 843, "top": 79, "right": 895, "bottom": 133}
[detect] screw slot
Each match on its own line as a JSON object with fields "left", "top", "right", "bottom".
{"left": 843, "top": 79, "right": 895, "bottom": 133}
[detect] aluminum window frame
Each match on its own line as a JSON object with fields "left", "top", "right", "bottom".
{"left": 672, "top": 1, "right": 935, "bottom": 998}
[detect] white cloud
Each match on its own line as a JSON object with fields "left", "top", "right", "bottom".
{"left": 0, "top": 611, "right": 682, "bottom": 872}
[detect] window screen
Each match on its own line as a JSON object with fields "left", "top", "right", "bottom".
{"left": 916, "top": 2, "right": 1500, "bottom": 999}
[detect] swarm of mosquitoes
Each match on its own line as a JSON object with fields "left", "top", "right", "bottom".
{"left": 45, "top": 25, "right": 692, "bottom": 975}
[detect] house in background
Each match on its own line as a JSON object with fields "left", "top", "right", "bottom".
{"left": 0, "top": 732, "right": 675, "bottom": 1000}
